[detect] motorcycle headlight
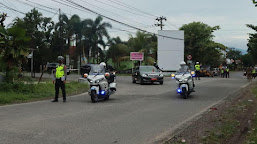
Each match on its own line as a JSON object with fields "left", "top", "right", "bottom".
{"left": 142, "top": 74, "right": 148, "bottom": 77}
{"left": 159, "top": 74, "right": 164, "bottom": 77}
{"left": 87, "top": 79, "right": 93, "bottom": 83}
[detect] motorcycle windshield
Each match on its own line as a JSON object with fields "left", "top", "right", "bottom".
{"left": 89, "top": 65, "right": 105, "bottom": 75}
{"left": 177, "top": 65, "right": 190, "bottom": 74}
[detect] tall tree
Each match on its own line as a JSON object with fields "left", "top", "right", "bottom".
{"left": 226, "top": 48, "right": 242, "bottom": 60}
{"left": 247, "top": 24, "right": 257, "bottom": 64}
{"left": 179, "top": 22, "right": 224, "bottom": 65}
{"left": 12, "top": 9, "right": 55, "bottom": 71}
{"left": 127, "top": 31, "right": 157, "bottom": 65}
{"left": 82, "top": 16, "right": 111, "bottom": 64}
{"left": 0, "top": 25, "right": 30, "bottom": 81}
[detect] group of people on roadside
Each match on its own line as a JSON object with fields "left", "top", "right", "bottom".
{"left": 220, "top": 67, "right": 230, "bottom": 78}
{"left": 245, "top": 66, "right": 256, "bottom": 80}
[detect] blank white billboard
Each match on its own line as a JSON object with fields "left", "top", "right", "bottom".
{"left": 158, "top": 30, "right": 184, "bottom": 71}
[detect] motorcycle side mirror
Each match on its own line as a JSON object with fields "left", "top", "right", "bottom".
{"left": 84, "top": 73, "right": 88, "bottom": 78}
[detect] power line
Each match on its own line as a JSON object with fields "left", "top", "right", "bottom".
{"left": 93, "top": 0, "right": 154, "bottom": 19}
{"left": 107, "top": 0, "right": 157, "bottom": 18}
{"left": 11, "top": 0, "right": 57, "bottom": 14}
{"left": 78, "top": 0, "right": 149, "bottom": 27}
{"left": 0, "top": 3, "right": 26, "bottom": 14}
{"left": 24, "top": 0, "right": 59, "bottom": 11}
{"left": 56, "top": 0, "right": 183, "bottom": 40}
{"left": 5, "top": 0, "right": 20, "bottom": 17}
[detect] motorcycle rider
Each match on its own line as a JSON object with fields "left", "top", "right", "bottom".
{"left": 100, "top": 62, "right": 116, "bottom": 83}
{"left": 179, "top": 61, "right": 190, "bottom": 72}
{"left": 178, "top": 61, "right": 195, "bottom": 91}
{"left": 195, "top": 62, "right": 201, "bottom": 80}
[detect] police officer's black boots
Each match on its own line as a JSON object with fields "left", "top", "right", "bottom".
{"left": 51, "top": 99, "right": 58, "bottom": 102}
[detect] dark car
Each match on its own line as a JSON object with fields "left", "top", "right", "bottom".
{"left": 47, "top": 63, "right": 58, "bottom": 74}
{"left": 80, "top": 64, "right": 92, "bottom": 77}
{"left": 47, "top": 63, "right": 70, "bottom": 75}
{"left": 132, "top": 66, "right": 164, "bottom": 85}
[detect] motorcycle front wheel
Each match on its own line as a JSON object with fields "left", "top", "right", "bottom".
{"left": 181, "top": 87, "right": 188, "bottom": 99}
{"left": 91, "top": 91, "right": 98, "bottom": 103}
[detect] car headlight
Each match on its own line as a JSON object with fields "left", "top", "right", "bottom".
{"left": 159, "top": 74, "right": 164, "bottom": 77}
{"left": 95, "top": 80, "right": 100, "bottom": 83}
{"left": 184, "top": 79, "right": 188, "bottom": 81}
{"left": 142, "top": 74, "right": 148, "bottom": 77}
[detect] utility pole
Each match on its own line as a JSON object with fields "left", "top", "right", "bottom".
{"left": 155, "top": 16, "right": 167, "bottom": 30}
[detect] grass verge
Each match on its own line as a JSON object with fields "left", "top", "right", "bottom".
{"left": 244, "top": 86, "right": 257, "bottom": 144}
{"left": 0, "top": 81, "right": 88, "bottom": 105}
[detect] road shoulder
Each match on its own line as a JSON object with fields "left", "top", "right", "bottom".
{"left": 164, "top": 82, "right": 256, "bottom": 144}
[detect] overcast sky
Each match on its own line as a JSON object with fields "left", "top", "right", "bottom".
{"left": 1, "top": 0, "right": 257, "bottom": 50}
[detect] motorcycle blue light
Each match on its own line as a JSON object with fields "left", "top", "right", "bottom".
{"left": 192, "top": 74, "right": 196, "bottom": 77}
{"left": 177, "top": 88, "right": 182, "bottom": 93}
{"left": 101, "top": 91, "right": 105, "bottom": 95}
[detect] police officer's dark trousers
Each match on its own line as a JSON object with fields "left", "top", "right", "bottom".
{"left": 195, "top": 71, "right": 200, "bottom": 80}
{"left": 55, "top": 79, "right": 66, "bottom": 101}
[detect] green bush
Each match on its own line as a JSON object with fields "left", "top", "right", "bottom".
{"left": 0, "top": 81, "right": 88, "bottom": 105}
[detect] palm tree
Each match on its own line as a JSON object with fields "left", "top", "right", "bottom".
{"left": 81, "top": 16, "right": 111, "bottom": 64}
{"left": 128, "top": 31, "right": 156, "bottom": 65}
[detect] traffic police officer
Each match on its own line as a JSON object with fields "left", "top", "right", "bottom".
{"left": 195, "top": 62, "right": 201, "bottom": 80}
{"left": 221, "top": 68, "right": 224, "bottom": 78}
{"left": 52, "top": 56, "right": 67, "bottom": 102}
{"left": 226, "top": 67, "right": 230, "bottom": 78}
{"left": 253, "top": 67, "right": 256, "bottom": 79}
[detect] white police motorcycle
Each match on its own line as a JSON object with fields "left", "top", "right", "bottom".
{"left": 171, "top": 64, "right": 195, "bottom": 99}
{"left": 84, "top": 64, "right": 116, "bottom": 103}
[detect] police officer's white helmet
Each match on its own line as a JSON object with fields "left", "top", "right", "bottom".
{"left": 100, "top": 62, "right": 106, "bottom": 68}
{"left": 58, "top": 56, "right": 64, "bottom": 61}
{"left": 196, "top": 62, "right": 199, "bottom": 65}
{"left": 180, "top": 61, "right": 186, "bottom": 66}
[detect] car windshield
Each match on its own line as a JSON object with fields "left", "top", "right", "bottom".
{"left": 140, "top": 66, "right": 158, "bottom": 73}
{"left": 89, "top": 65, "right": 105, "bottom": 75}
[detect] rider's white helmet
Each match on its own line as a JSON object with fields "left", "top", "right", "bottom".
{"left": 180, "top": 61, "right": 186, "bottom": 66}
{"left": 196, "top": 62, "right": 199, "bottom": 65}
{"left": 100, "top": 62, "right": 106, "bottom": 68}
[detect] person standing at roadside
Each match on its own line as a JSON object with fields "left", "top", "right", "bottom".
{"left": 52, "top": 56, "right": 67, "bottom": 103}
{"left": 221, "top": 68, "right": 224, "bottom": 78}
{"left": 252, "top": 66, "right": 256, "bottom": 79}
{"left": 195, "top": 62, "right": 201, "bottom": 80}
{"left": 226, "top": 67, "right": 230, "bottom": 78}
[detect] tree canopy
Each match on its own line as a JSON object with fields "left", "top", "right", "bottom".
{"left": 179, "top": 22, "right": 225, "bottom": 67}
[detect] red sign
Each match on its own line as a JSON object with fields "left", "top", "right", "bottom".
{"left": 187, "top": 54, "right": 192, "bottom": 60}
{"left": 130, "top": 52, "right": 144, "bottom": 61}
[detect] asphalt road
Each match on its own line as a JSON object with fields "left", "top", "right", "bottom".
{"left": 0, "top": 72, "right": 250, "bottom": 144}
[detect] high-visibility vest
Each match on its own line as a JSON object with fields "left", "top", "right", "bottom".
{"left": 226, "top": 69, "right": 229, "bottom": 72}
{"left": 253, "top": 69, "right": 256, "bottom": 74}
{"left": 56, "top": 65, "right": 65, "bottom": 79}
{"left": 221, "top": 69, "right": 224, "bottom": 73}
{"left": 195, "top": 65, "right": 200, "bottom": 71}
